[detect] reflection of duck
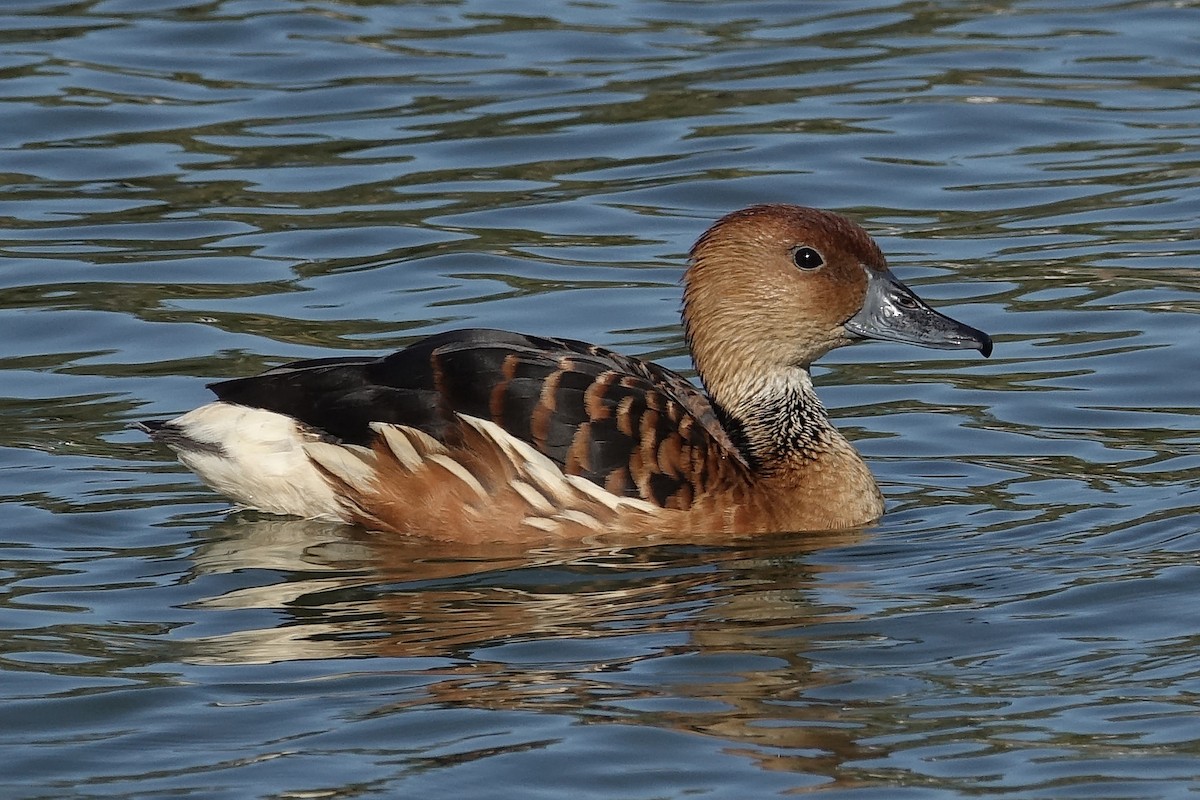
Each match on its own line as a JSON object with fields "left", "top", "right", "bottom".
{"left": 139, "top": 205, "right": 990, "bottom": 540}
{"left": 182, "top": 516, "right": 875, "bottom": 780}
{"left": 181, "top": 517, "right": 858, "bottom": 667}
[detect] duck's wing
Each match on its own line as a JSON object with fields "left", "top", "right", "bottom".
{"left": 209, "top": 328, "right": 750, "bottom": 508}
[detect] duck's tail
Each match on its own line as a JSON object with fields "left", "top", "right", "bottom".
{"left": 135, "top": 402, "right": 351, "bottom": 521}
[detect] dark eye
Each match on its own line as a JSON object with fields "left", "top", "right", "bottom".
{"left": 792, "top": 246, "right": 824, "bottom": 271}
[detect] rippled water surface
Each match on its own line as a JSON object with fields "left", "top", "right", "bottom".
{"left": 3, "top": 1, "right": 1198, "bottom": 797}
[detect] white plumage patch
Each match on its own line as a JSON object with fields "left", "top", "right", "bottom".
{"left": 154, "top": 402, "right": 350, "bottom": 521}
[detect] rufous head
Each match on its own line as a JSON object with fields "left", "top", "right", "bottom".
{"left": 682, "top": 204, "right": 990, "bottom": 409}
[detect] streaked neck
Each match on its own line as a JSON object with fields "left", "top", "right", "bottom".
{"left": 710, "top": 368, "right": 840, "bottom": 471}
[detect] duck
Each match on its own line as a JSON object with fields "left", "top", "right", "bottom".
{"left": 138, "top": 205, "right": 991, "bottom": 541}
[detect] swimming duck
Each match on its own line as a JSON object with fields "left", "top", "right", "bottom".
{"left": 139, "top": 205, "right": 991, "bottom": 541}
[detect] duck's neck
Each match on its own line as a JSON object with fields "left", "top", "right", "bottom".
{"left": 707, "top": 367, "right": 885, "bottom": 529}
{"left": 708, "top": 368, "right": 839, "bottom": 471}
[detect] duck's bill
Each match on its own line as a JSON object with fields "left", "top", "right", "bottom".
{"left": 845, "top": 269, "right": 993, "bottom": 357}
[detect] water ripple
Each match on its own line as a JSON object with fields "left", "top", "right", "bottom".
{"left": 1, "top": 1, "right": 1198, "bottom": 797}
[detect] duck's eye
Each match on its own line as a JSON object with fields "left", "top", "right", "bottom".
{"left": 792, "top": 246, "right": 824, "bottom": 271}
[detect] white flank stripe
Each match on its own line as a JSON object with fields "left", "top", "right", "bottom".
{"left": 461, "top": 415, "right": 560, "bottom": 476}
{"left": 372, "top": 424, "right": 423, "bottom": 471}
{"left": 511, "top": 480, "right": 555, "bottom": 515}
{"left": 557, "top": 509, "right": 604, "bottom": 531}
{"left": 522, "top": 517, "right": 561, "bottom": 533}
{"left": 404, "top": 426, "right": 448, "bottom": 456}
{"left": 303, "top": 442, "right": 377, "bottom": 493}
{"left": 563, "top": 474, "right": 622, "bottom": 511}
{"left": 426, "top": 454, "right": 488, "bottom": 501}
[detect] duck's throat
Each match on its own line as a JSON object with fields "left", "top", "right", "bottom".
{"left": 710, "top": 369, "right": 840, "bottom": 471}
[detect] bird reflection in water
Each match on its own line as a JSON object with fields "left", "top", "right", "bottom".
{"left": 179, "top": 516, "right": 882, "bottom": 782}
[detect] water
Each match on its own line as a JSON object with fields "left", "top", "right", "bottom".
{"left": 2, "top": 0, "right": 1198, "bottom": 797}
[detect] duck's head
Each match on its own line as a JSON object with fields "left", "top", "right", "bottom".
{"left": 682, "top": 204, "right": 991, "bottom": 405}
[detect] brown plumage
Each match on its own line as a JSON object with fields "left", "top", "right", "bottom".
{"left": 139, "top": 204, "right": 992, "bottom": 542}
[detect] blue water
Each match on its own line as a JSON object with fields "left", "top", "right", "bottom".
{"left": 2, "top": 1, "right": 1198, "bottom": 797}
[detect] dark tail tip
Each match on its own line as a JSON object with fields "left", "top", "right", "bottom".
{"left": 131, "top": 420, "right": 167, "bottom": 437}
{"left": 132, "top": 419, "right": 226, "bottom": 456}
